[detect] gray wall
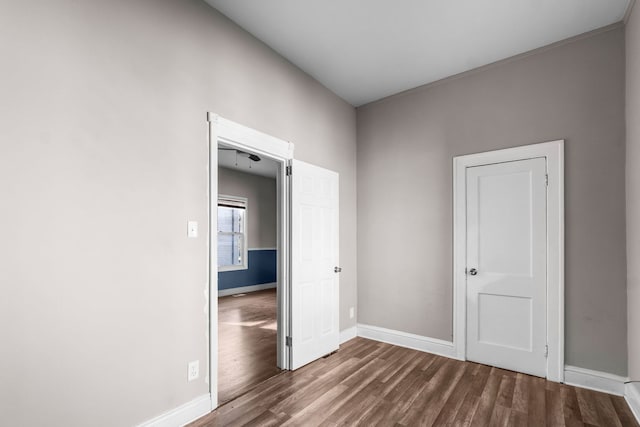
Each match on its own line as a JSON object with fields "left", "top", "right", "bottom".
{"left": 357, "top": 26, "right": 627, "bottom": 375}
{"left": 0, "top": 1, "right": 356, "bottom": 426}
{"left": 218, "top": 167, "right": 277, "bottom": 249}
{"left": 627, "top": 2, "right": 640, "bottom": 382}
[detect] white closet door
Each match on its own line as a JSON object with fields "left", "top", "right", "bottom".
{"left": 466, "top": 157, "right": 547, "bottom": 377}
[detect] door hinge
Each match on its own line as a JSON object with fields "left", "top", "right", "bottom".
{"left": 286, "top": 165, "right": 292, "bottom": 176}
{"left": 286, "top": 336, "right": 292, "bottom": 347}
{"left": 545, "top": 174, "right": 549, "bottom": 187}
{"left": 544, "top": 344, "right": 549, "bottom": 358}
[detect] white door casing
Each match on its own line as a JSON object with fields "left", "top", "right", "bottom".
{"left": 290, "top": 159, "right": 340, "bottom": 369}
{"left": 453, "top": 140, "right": 564, "bottom": 382}
{"left": 208, "top": 113, "right": 294, "bottom": 409}
{"left": 466, "top": 158, "right": 547, "bottom": 377}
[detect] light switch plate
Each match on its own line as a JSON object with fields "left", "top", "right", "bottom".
{"left": 187, "top": 221, "right": 198, "bottom": 238}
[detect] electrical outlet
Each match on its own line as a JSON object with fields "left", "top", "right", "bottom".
{"left": 349, "top": 307, "right": 355, "bottom": 319}
{"left": 188, "top": 360, "right": 199, "bottom": 382}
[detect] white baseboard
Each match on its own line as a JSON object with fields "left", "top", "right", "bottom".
{"left": 218, "top": 282, "right": 277, "bottom": 297}
{"left": 339, "top": 326, "right": 357, "bottom": 344}
{"left": 626, "top": 383, "right": 640, "bottom": 423}
{"left": 137, "top": 394, "right": 212, "bottom": 427}
{"left": 357, "top": 323, "right": 457, "bottom": 359}
{"left": 563, "top": 365, "right": 627, "bottom": 396}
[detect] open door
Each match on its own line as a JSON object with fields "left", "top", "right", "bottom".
{"left": 290, "top": 159, "right": 340, "bottom": 370}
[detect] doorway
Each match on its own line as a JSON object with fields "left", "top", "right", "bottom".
{"left": 452, "top": 140, "right": 565, "bottom": 382}
{"left": 207, "top": 114, "right": 341, "bottom": 410}
{"left": 216, "top": 146, "right": 281, "bottom": 403}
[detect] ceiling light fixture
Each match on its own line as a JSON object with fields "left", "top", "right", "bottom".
{"left": 218, "top": 148, "right": 261, "bottom": 162}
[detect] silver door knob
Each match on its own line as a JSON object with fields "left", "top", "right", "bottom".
{"left": 469, "top": 268, "right": 478, "bottom": 276}
{"left": 334, "top": 267, "right": 342, "bottom": 273}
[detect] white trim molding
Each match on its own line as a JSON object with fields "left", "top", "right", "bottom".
{"left": 453, "top": 140, "right": 565, "bottom": 382}
{"left": 564, "top": 365, "right": 627, "bottom": 396}
{"left": 339, "top": 326, "right": 357, "bottom": 344}
{"left": 357, "top": 323, "right": 458, "bottom": 359}
{"left": 626, "top": 383, "right": 640, "bottom": 423}
{"left": 218, "top": 282, "right": 277, "bottom": 297}
{"left": 137, "top": 394, "right": 212, "bottom": 427}
{"left": 208, "top": 113, "right": 294, "bottom": 161}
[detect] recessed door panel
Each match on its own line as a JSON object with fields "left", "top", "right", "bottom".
{"left": 300, "top": 282, "right": 314, "bottom": 343}
{"left": 477, "top": 293, "right": 532, "bottom": 351}
{"left": 320, "top": 278, "right": 334, "bottom": 335}
{"left": 478, "top": 172, "right": 532, "bottom": 276}
{"left": 300, "top": 205, "right": 314, "bottom": 262}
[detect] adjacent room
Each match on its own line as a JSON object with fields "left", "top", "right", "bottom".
{"left": 2, "top": 0, "right": 639, "bottom": 426}
{"left": 216, "top": 146, "right": 281, "bottom": 404}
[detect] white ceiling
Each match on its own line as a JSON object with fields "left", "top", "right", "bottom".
{"left": 218, "top": 146, "right": 279, "bottom": 178}
{"left": 206, "top": 0, "right": 630, "bottom": 106}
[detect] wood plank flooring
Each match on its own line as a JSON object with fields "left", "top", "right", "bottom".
{"left": 194, "top": 337, "right": 638, "bottom": 427}
{"left": 218, "top": 289, "right": 281, "bottom": 404}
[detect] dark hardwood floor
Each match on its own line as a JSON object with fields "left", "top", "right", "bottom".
{"left": 194, "top": 336, "right": 638, "bottom": 427}
{"left": 218, "top": 289, "right": 281, "bottom": 404}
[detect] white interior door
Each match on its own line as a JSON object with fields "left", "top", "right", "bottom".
{"left": 290, "top": 159, "right": 339, "bottom": 370}
{"left": 466, "top": 157, "right": 547, "bottom": 377}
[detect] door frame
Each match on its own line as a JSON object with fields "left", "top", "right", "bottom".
{"left": 452, "top": 140, "right": 564, "bottom": 382}
{"left": 207, "top": 113, "right": 294, "bottom": 409}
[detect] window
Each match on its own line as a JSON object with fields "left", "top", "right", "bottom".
{"left": 217, "top": 196, "right": 248, "bottom": 271}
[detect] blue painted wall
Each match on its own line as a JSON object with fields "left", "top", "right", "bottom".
{"left": 218, "top": 249, "right": 277, "bottom": 290}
